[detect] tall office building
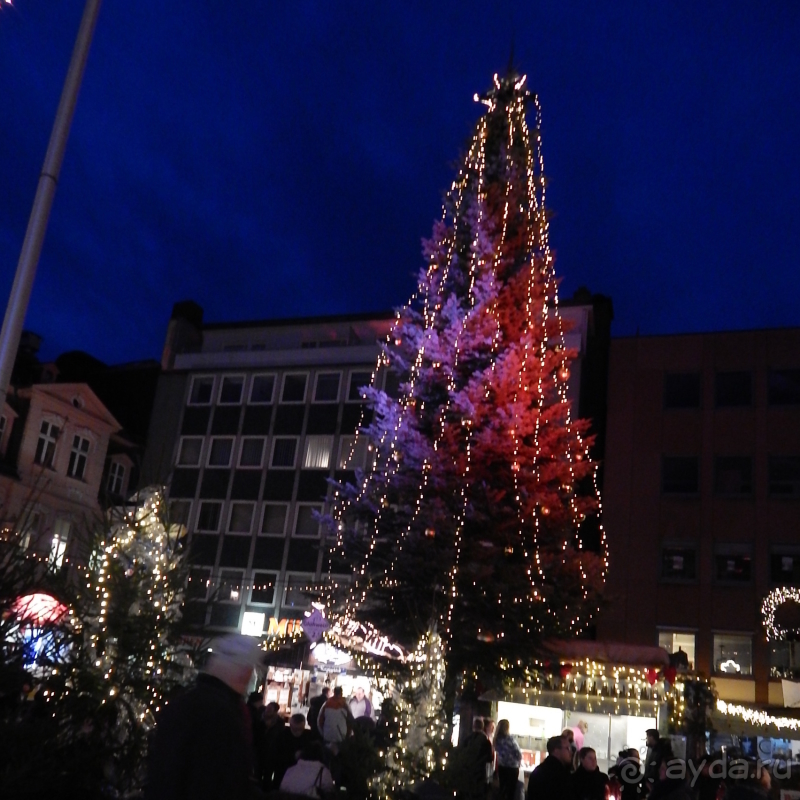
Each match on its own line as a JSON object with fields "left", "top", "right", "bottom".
{"left": 142, "top": 294, "right": 609, "bottom": 638}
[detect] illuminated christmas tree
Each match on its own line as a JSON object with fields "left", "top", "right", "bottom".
{"left": 327, "top": 71, "right": 606, "bottom": 685}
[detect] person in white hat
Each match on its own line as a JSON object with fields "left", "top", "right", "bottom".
{"left": 145, "top": 634, "right": 264, "bottom": 800}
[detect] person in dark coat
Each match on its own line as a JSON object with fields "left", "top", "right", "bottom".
{"left": 307, "top": 687, "right": 330, "bottom": 739}
{"left": 526, "top": 734, "right": 573, "bottom": 800}
{"left": 144, "top": 634, "right": 264, "bottom": 800}
{"left": 461, "top": 717, "right": 494, "bottom": 800}
{"left": 246, "top": 691, "right": 267, "bottom": 787}
{"left": 272, "top": 713, "right": 315, "bottom": 788}
{"left": 608, "top": 749, "right": 644, "bottom": 800}
{"left": 261, "top": 701, "right": 286, "bottom": 790}
{"left": 572, "top": 747, "right": 608, "bottom": 800}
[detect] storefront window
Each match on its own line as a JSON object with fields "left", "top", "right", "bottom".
{"left": 496, "top": 701, "right": 655, "bottom": 777}
{"left": 769, "top": 641, "right": 800, "bottom": 679}
{"left": 713, "top": 633, "right": 752, "bottom": 675}
{"left": 658, "top": 631, "right": 696, "bottom": 670}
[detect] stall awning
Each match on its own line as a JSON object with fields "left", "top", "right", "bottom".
{"left": 543, "top": 639, "right": 671, "bottom": 668}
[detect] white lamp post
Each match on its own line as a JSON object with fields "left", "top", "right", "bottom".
{"left": 0, "top": 0, "right": 103, "bottom": 406}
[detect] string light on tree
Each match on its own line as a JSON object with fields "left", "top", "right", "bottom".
{"left": 319, "top": 67, "right": 607, "bottom": 775}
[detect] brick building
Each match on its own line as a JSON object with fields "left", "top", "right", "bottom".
{"left": 598, "top": 327, "right": 800, "bottom": 709}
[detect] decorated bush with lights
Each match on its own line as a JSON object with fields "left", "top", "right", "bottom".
{"left": 0, "top": 488, "right": 195, "bottom": 798}
{"left": 323, "top": 69, "right": 607, "bottom": 787}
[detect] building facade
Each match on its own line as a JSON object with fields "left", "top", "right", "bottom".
{"left": 142, "top": 295, "right": 610, "bottom": 638}
{"left": 0, "top": 335, "right": 158, "bottom": 570}
{"left": 598, "top": 328, "right": 800, "bottom": 709}
{"left": 0, "top": 382, "right": 125, "bottom": 567}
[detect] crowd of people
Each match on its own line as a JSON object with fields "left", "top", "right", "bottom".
{"left": 457, "top": 720, "right": 778, "bottom": 800}
{"left": 525, "top": 729, "right": 774, "bottom": 800}
{"left": 142, "top": 637, "right": 780, "bottom": 800}
{"left": 144, "top": 635, "right": 393, "bottom": 799}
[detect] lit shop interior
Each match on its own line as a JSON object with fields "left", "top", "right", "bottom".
{"left": 258, "top": 640, "right": 386, "bottom": 717}
{"left": 494, "top": 701, "right": 656, "bottom": 776}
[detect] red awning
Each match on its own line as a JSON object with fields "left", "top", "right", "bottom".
{"left": 543, "top": 640, "right": 671, "bottom": 668}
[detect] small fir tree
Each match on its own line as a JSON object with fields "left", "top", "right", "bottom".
{"left": 326, "top": 70, "right": 606, "bottom": 686}
{"left": 0, "top": 488, "right": 194, "bottom": 798}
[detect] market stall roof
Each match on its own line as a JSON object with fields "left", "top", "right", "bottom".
{"left": 543, "top": 640, "right": 671, "bottom": 668}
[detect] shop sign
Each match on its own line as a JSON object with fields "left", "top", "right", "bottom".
{"left": 267, "top": 617, "right": 303, "bottom": 637}
{"left": 302, "top": 608, "right": 330, "bottom": 642}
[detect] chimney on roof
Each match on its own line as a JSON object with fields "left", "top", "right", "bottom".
{"left": 161, "top": 301, "right": 203, "bottom": 370}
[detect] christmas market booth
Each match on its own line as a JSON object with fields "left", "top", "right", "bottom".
{"left": 486, "top": 640, "right": 687, "bottom": 776}
{"left": 256, "top": 608, "right": 405, "bottom": 722}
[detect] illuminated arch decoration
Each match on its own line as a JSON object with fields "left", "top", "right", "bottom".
{"left": 761, "top": 586, "right": 800, "bottom": 641}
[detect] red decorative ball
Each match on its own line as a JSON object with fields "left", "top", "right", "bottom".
{"left": 646, "top": 669, "right": 658, "bottom": 686}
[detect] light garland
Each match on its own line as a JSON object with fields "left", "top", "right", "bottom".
{"left": 717, "top": 699, "right": 800, "bottom": 731}
{"left": 325, "top": 70, "right": 605, "bottom": 646}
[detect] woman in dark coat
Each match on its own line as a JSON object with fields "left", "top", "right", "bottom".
{"left": 572, "top": 747, "right": 608, "bottom": 800}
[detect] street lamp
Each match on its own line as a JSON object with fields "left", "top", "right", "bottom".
{"left": 0, "top": 0, "right": 103, "bottom": 406}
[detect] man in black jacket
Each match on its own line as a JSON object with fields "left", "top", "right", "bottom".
{"left": 145, "top": 634, "right": 264, "bottom": 800}
{"left": 307, "top": 686, "right": 330, "bottom": 739}
{"left": 526, "top": 734, "right": 573, "bottom": 800}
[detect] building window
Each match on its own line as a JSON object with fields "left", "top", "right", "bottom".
{"left": 714, "top": 456, "right": 752, "bottom": 495}
{"left": 197, "top": 501, "right": 223, "bottom": 532}
{"left": 271, "top": 437, "right": 298, "bottom": 468}
{"left": 217, "top": 570, "right": 244, "bottom": 603}
{"left": 219, "top": 375, "right": 245, "bottom": 405}
{"left": 384, "top": 371, "right": 402, "bottom": 399}
{"left": 284, "top": 575, "right": 312, "bottom": 610}
{"left": 338, "top": 435, "right": 369, "bottom": 470}
{"left": 303, "top": 435, "right": 333, "bottom": 470}
{"left": 49, "top": 519, "right": 70, "bottom": 569}
{"left": 662, "top": 456, "right": 699, "bottom": 494}
{"left": 294, "top": 504, "right": 322, "bottom": 537}
{"left": 714, "top": 547, "right": 752, "bottom": 582}
{"left": 715, "top": 371, "right": 752, "bottom": 408}
{"left": 281, "top": 374, "right": 307, "bottom": 403}
{"left": 770, "top": 642, "right": 800, "bottom": 679}
{"left": 770, "top": 551, "right": 800, "bottom": 583}
{"left": 20, "top": 510, "right": 42, "bottom": 550}
{"left": 658, "top": 631, "right": 696, "bottom": 670}
{"left": 664, "top": 372, "right": 701, "bottom": 409}
{"left": 713, "top": 633, "right": 752, "bottom": 675}
{"left": 239, "top": 437, "right": 265, "bottom": 468}
{"left": 769, "top": 456, "right": 800, "bottom": 496}
{"left": 250, "top": 572, "right": 277, "bottom": 605}
{"left": 313, "top": 372, "right": 341, "bottom": 403}
{"left": 661, "top": 546, "right": 697, "bottom": 581}
{"left": 228, "top": 502, "right": 255, "bottom": 534}
{"left": 107, "top": 461, "right": 126, "bottom": 495}
{"left": 189, "top": 376, "right": 214, "bottom": 405}
{"left": 207, "top": 437, "right": 234, "bottom": 467}
{"left": 187, "top": 566, "right": 211, "bottom": 600}
{"left": 261, "top": 504, "right": 288, "bottom": 535}
{"left": 66, "top": 435, "right": 90, "bottom": 480}
{"left": 769, "top": 370, "right": 800, "bottom": 405}
{"left": 347, "top": 371, "right": 372, "bottom": 402}
{"left": 34, "top": 420, "right": 60, "bottom": 467}
{"left": 177, "top": 437, "right": 203, "bottom": 466}
{"left": 249, "top": 374, "right": 275, "bottom": 404}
